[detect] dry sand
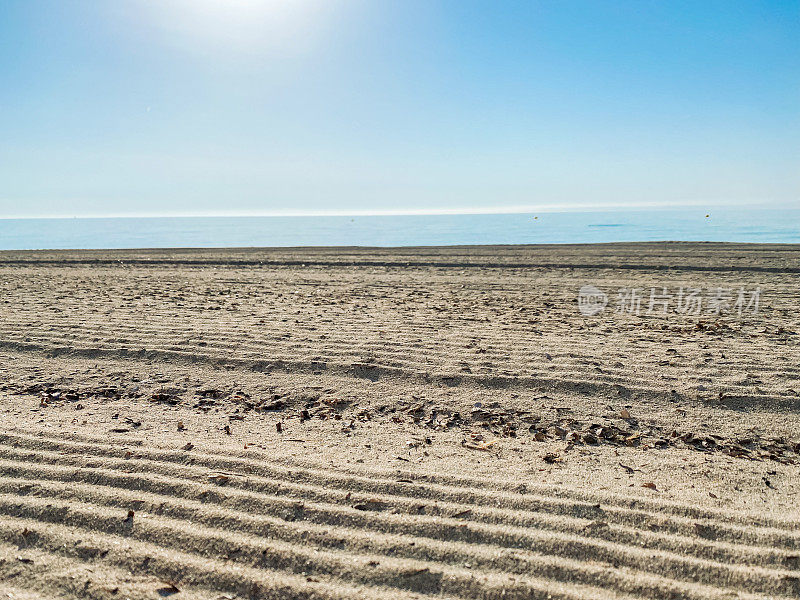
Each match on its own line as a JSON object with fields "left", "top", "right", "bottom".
{"left": 0, "top": 242, "right": 798, "bottom": 599}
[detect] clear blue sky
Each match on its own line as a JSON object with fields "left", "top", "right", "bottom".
{"left": 1, "top": 0, "right": 798, "bottom": 217}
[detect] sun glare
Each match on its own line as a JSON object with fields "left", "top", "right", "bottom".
{"left": 148, "top": 0, "right": 326, "bottom": 54}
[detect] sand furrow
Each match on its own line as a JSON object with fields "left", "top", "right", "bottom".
{"left": 3, "top": 336, "right": 796, "bottom": 407}
{"left": 0, "top": 472, "right": 796, "bottom": 600}
{"left": 2, "top": 448, "right": 799, "bottom": 565}
{"left": 2, "top": 455, "right": 795, "bottom": 569}
{"left": 3, "top": 430, "right": 799, "bottom": 535}
{"left": 8, "top": 320, "right": 793, "bottom": 373}
{"left": 0, "top": 541, "right": 219, "bottom": 600}
{"left": 2, "top": 322, "right": 793, "bottom": 371}
{"left": 0, "top": 515, "right": 452, "bottom": 600}
{"left": 1, "top": 450, "right": 799, "bottom": 596}
{"left": 0, "top": 489, "right": 796, "bottom": 600}
{"left": 3, "top": 322, "right": 792, "bottom": 382}
{"left": 0, "top": 508, "right": 664, "bottom": 600}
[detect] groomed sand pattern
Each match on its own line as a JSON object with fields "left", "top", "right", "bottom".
{"left": 0, "top": 244, "right": 799, "bottom": 599}
{"left": 1, "top": 428, "right": 799, "bottom": 600}
{"left": 0, "top": 244, "right": 799, "bottom": 410}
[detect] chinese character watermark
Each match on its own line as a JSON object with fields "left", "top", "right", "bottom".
{"left": 577, "top": 285, "right": 761, "bottom": 317}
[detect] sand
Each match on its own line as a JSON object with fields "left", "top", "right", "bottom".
{"left": 0, "top": 242, "right": 798, "bottom": 599}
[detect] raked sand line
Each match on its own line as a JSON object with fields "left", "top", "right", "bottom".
{"left": 4, "top": 428, "right": 800, "bottom": 533}
{"left": 0, "top": 493, "right": 794, "bottom": 600}
{"left": 2, "top": 447, "right": 799, "bottom": 566}
{"left": 0, "top": 338, "right": 749, "bottom": 404}
{"left": 2, "top": 454, "right": 796, "bottom": 570}
{"left": 3, "top": 335, "right": 797, "bottom": 409}
{"left": 0, "top": 431, "right": 799, "bottom": 598}
{"left": 0, "top": 515, "right": 438, "bottom": 600}
{"left": 0, "top": 510, "right": 674, "bottom": 600}
{"left": 0, "top": 471, "right": 795, "bottom": 600}
{"left": 0, "top": 541, "right": 222, "bottom": 600}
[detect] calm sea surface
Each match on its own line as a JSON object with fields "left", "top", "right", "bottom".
{"left": 1, "top": 208, "right": 798, "bottom": 250}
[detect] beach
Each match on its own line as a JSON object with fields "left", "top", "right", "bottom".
{"left": 1, "top": 242, "right": 799, "bottom": 599}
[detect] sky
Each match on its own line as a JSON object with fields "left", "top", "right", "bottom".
{"left": 0, "top": 0, "right": 798, "bottom": 218}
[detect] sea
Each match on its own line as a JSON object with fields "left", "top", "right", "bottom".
{"left": 0, "top": 207, "right": 798, "bottom": 250}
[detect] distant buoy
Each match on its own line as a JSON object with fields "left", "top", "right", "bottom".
{"left": 705, "top": 214, "right": 710, "bottom": 218}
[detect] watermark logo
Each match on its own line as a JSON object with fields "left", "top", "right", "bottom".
{"left": 577, "top": 285, "right": 761, "bottom": 317}
{"left": 578, "top": 285, "right": 609, "bottom": 316}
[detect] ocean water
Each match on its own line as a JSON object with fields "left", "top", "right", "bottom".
{"left": 0, "top": 207, "right": 798, "bottom": 250}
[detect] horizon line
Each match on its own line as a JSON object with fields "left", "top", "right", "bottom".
{"left": 0, "top": 199, "right": 780, "bottom": 220}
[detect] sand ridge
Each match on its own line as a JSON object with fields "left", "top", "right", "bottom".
{"left": 1, "top": 428, "right": 800, "bottom": 599}
{"left": 0, "top": 243, "right": 799, "bottom": 599}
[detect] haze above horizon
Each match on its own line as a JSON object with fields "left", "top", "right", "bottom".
{"left": 1, "top": 0, "right": 798, "bottom": 218}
